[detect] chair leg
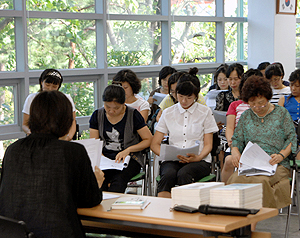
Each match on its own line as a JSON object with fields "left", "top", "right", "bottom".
{"left": 296, "top": 169, "right": 300, "bottom": 230}
{"left": 285, "top": 169, "right": 296, "bottom": 238}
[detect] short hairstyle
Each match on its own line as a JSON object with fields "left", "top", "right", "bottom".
{"left": 239, "top": 68, "right": 263, "bottom": 95}
{"left": 226, "top": 63, "right": 244, "bottom": 78}
{"left": 175, "top": 67, "right": 200, "bottom": 101}
{"left": 29, "top": 90, "right": 73, "bottom": 138}
{"left": 214, "top": 63, "right": 229, "bottom": 89}
{"left": 168, "top": 71, "right": 186, "bottom": 103}
{"left": 102, "top": 84, "right": 126, "bottom": 104}
{"left": 264, "top": 64, "right": 283, "bottom": 80}
{"left": 241, "top": 75, "right": 273, "bottom": 102}
{"left": 112, "top": 69, "right": 141, "bottom": 94}
{"left": 39, "top": 69, "right": 63, "bottom": 91}
{"left": 158, "top": 66, "right": 177, "bottom": 85}
{"left": 257, "top": 62, "right": 270, "bottom": 71}
{"left": 288, "top": 69, "right": 300, "bottom": 84}
{"left": 273, "top": 62, "right": 285, "bottom": 77}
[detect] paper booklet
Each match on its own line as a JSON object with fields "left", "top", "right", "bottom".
{"left": 111, "top": 196, "right": 150, "bottom": 210}
{"left": 212, "top": 110, "right": 227, "bottom": 124}
{"left": 160, "top": 141, "right": 200, "bottom": 161}
{"left": 100, "top": 155, "right": 130, "bottom": 171}
{"left": 72, "top": 138, "right": 103, "bottom": 171}
{"left": 152, "top": 92, "right": 167, "bottom": 105}
{"left": 238, "top": 141, "right": 277, "bottom": 176}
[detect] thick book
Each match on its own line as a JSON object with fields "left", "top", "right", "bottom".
{"left": 111, "top": 196, "right": 150, "bottom": 210}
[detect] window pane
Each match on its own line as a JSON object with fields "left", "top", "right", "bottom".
{"left": 0, "top": 86, "right": 14, "bottom": 125}
{"left": 200, "top": 74, "right": 213, "bottom": 96}
{"left": 171, "top": 22, "right": 216, "bottom": 64}
{"left": 107, "top": 0, "right": 161, "bottom": 15}
{"left": 171, "top": 0, "right": 215, "bottom": 16}
{"left": 26, "top": 0, "right": 95, "bottom": 13}
{"left": 60, "top": 82, "right": 95, "bottom": 117}
{"left": 28, "top": 19, "right": 96, "bottom": 70}
{"left": 0, "top": 0, "right": 14, "bottom": 9}
{"left": 225, "top": 22, "right": 237, "bottom": 62}
{"left": 107, "top": 21, "right": 161, "bottom": 67}
{"left": 139, "top": 77, "right": 153, "bottom": 100}
{"left": 0, "top": 18, "right": 16, "bottom": 71}
{"left": 296, "top": 23, "right": 300, "bottom": 58}
{"left": 243, "top": 22, "right": 248, "bottom": 60}
{"left": 225, "top": 0, "right": 247, "bottom": 17}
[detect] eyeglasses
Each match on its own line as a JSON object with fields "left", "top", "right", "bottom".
{"left": 249, "top": 101, "right": 269, "bottom": 109}
{"left": 269, "top": 77, "right": 281, "bottom": 82}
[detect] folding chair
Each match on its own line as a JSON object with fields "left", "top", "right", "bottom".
{"left": 0, "top": 215, "right": 35, "bottom": 238}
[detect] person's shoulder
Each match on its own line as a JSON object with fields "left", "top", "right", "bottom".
{"left": 194, "top": 102, "right": 211, "bottom": 113}
{"left": 25, "top": 92, "right": 38, "bottom": 101}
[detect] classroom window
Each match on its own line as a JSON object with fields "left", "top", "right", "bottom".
{"left": 26, "top": 0, "right": 95, "bottom": 13}
{"left": 224, "top": 0, "right": 247, "bottom": 17}
{"left": 27, "top": 18, "right": 96, "bottom": 70}
{"left": 107, "top": 0, "right": 161, "bottom": 15}
{"left": 107, "top": 20, "right": 161, "bottom": 67}
{"left": 0, "top": 86, "right": 14, "bottom": 125}
{"left": 0, "top": 17, "right": 16, "bottom": 71}
{"left": 171, "top": 0, "right": 215, "bottom": 16}
{"left": 225, "top": 22, "right": 238, "bottom": 62}
{"left": 171, "top": 22, "right": 216, "bottom": 64}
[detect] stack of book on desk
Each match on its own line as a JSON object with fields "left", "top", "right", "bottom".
{"left": 210, "top": 183, "right": 263, "bottom": 209}
{"left": 171, "top": 182, "right": 224, "bottom": 208}
{"left": 111, "top": 196, "right": 150, "bottom": 210}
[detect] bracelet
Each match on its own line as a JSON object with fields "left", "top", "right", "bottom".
{"left": 278, "top": 152, "right": 285, "bottom": 159}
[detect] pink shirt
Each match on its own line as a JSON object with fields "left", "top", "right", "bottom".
{"left": 226, "top": 100, "right": 250, "bottom": 127}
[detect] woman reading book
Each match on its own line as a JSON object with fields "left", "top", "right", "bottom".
{"left": 227, "top": 75, "right": 297, "bottom": 209}
{"left": 150, "top": 73, "right": 219, "bottom": 198}
{"left": 89, "top": 84, "right": 152, "bottom": 193}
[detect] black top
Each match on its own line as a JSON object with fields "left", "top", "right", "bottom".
{"left": 0, "top": 134, "right": 102, "bottom": 238}
{"left": 215, "top": 89, "right": 238, "bottom": 111}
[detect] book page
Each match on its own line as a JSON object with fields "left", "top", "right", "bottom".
{"left": 153, "top": 92, "right": 167, "bottom": 105}
{"left": 100, "top": 155, "right": 130, "bottom": 171}
{"left": 160, "top": 141, "right": 200, "bottom": 161}
{"left": 72, "top": 138, "right": 103, "bottom": 171}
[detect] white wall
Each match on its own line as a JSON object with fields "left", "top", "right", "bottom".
{"left": 248, "top": 0, "right": 296, "bottom": 80}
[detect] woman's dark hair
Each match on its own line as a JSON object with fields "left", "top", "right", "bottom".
{"left": 29, "top": 90, "right": 73, "bottom": 138}
{"left": 214, "top": 63, "right": 228, "bottom": 90}
{"left": 39, "top": 69, "right": 63, "bottom": 91}
{"left": 257, "top": 62, "right": 270, "bottom": 71}
{"left": 112, "top": 69, "right": 141, "bottom": 94}
{"left": 158, "top": 66, "right": 177, "bottom": 86}
{"left": 241, "top": 75, "right": 273, "bottom": 102}
{"left": 287, "top": 69, "right": 300, "bottom": 101}
{"left": 264, "top": 64, "right": 283, "bottom": 80}
{"left": 273, "top": 62, "right": 285, "bottom": 77}
{"left": 168, "top": 71, "right": 186, "bottom": 103}
{"left": 102, "top": 84, "right": 126, "bottom": 104}
{"left": 226, "top": 63, "right": 244, "bottom": 78}
{"left": 239, "top": 68, "right": 263, "bottom": 95}
{"left": 175, "top": 67, "right": 200, "bottom": 101}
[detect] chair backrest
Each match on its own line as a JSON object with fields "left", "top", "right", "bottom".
{"left": 0, "top": 215, "right": 35, "bottom": 238}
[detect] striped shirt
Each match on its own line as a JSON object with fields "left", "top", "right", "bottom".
{"left": 226, "top": 100, "right": 250, "bottom": 127}
{"left": 270, "top": 87, "right": 291, "bottom": 105}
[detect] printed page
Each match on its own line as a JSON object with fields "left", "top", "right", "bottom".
{"left": 153, "top": 92, "right": 167, "bottom": 105}
{"left": 100, "top": 155, "right": 130, "bottom": 171}
{"left": 160, "top": 142, "right": 200, "bottom": 161}
{"left": 72, "top": 138, "right": 103, "bottom": 171}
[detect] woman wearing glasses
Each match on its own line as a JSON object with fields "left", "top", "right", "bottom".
{"left": 227, "top": 75, "right": 296, "bottom": 209}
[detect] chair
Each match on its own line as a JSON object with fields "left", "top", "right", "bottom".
{"left": 0, "top": 215, "right": 35, "bottom": 238}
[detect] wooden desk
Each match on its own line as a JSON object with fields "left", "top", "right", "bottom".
{"left": 78, "top": 193, "right": 277, "bottom": 238}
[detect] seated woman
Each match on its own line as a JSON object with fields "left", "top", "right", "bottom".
{"left": 22, "top": 68, "right": 76, "bottom": 140}
{"left": 221, "top": 69, "right": 263, "bottom": 183}
{"left": 112, "top": 69, "right": 150, "bottom": 123}
{"left": 227, "top": 75, "right": 297, "bottom": 209}
{"left": 208, "top": 63, "right": 229, "bottom": 91}
{"left": 257, "top": 61, "right": 270, "bottom": 78}
{"left": 150, "top": 73, "right": 219, "bottom": 198}
{"left": 0, "top": 90, "right": 104, "bottom": 238}
{"left": 215, "top": 63, "right": 244, "bottom": 111}
{"left": 265, "top": 64, "right": 290, "bottom": 105}
{"left": 148, "top": 66, "right": 177, "bottom": 120}
{"left": 156, "top": 67, "right": 206, "bottom": 121}
{"left": 89, "top": 84, "right": 153, "bottom": 193}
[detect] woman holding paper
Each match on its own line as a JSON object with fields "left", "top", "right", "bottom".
{"left": 227, "top": 75, "right": 297, "bottom": 209}
{"left": 0, "top": 90, "right": 104, "bottom": 238}
{"left": 150, "top": 73, "right": 219, "bottom": 198}
{"left": 89, "top": 84, "right": 153, "bottom": 193}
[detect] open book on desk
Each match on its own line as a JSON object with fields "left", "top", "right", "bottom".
{"left": 159, "top": 141, "right": 200, "bottom": 161}
{"left": 238, "top": 141, "right": 277, "bottom": 176}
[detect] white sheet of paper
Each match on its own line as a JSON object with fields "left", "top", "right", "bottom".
{"left": 103, "top": 192, "right": 120, "bottom": 200}
{"left": 153, "top": 92, "right": 167, "bottom": 105}
{"left": 72, "top": 138, "right": 103, "bottom": 171}
{"left": 100, "top": 155, "right": 131, "bottom": 171}
{"left": 159, "top": 141, "right": 200, "bottom": 161}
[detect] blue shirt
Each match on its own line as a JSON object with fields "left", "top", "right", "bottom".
{"left": 284, "top": 95, "right": 300, "bottom": 121}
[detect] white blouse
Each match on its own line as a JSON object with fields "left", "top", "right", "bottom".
{"left": 155, "top": 102, "right": 218, "bottom": 163}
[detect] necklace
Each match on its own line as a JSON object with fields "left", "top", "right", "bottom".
{"left": 252, "top": 103, "right": 272, "bottom": 123}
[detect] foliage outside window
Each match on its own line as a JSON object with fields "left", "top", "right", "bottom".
{"left": 108, "top": 0, "right": 161, "bottom": 15}
{"left": 171, "top": 0, "right": 215, "bottom": 16}
{"left": 0, "top": 0, "right": 13, "bottom": 10}
{"left": 0, "top": 18, "right": 15, "bottom": 71}
{"left": 0, "top": 86, "right": 14, "bottom": 125}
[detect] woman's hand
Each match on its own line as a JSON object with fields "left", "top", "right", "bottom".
{"left": 115, "top": 148, "right": 130, "bottom": 163}
{"left": 177, "top": 153, "right": 200, "bottom": 163}
{"left": 217, "top": 121, "right": 224, "bottom": 130}
{"left": 148, "top": 96, "right": 156, "bottom": 105}
{"left": 231, "top": 148, "right": 241, "bottom": 167}
{"left": 94, "top": 166, "right": 105, "bottom": 188}
{"left": 269, "top": 154, "right": 284, "bottom": 166}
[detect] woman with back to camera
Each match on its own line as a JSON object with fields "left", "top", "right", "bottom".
{"left": 227, "top": 75, "right": 296, "bottom": 209}
{"left": 151, "top": 72, "right": 219, "bottom": 198}
{"left": 89, "top": 84, "right": 152, "bottom": 193}
{"left": 112, "top": 69, "right": 150, "bottom": 123}
{"left": 22, "top": 68, "right": 76, "bottom": 141}
{"left": 0, "top": 90, "right": 104, "bottom": 238}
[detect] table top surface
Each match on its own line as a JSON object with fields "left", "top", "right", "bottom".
{"left": 77, "top": 192, "right": 278, "bottom": 233}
